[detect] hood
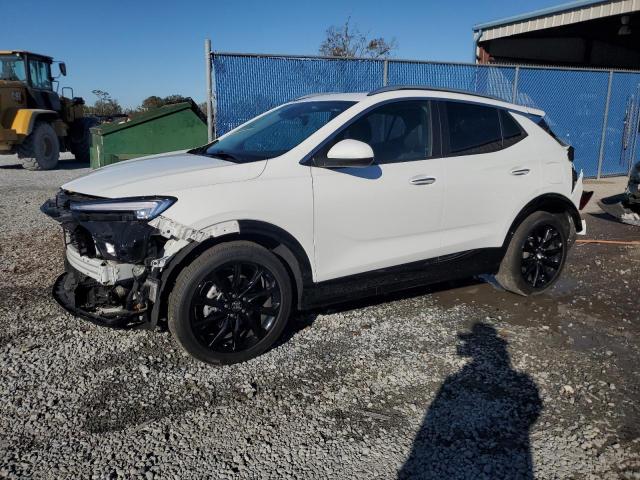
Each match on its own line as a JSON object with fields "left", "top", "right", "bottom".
{"left": 62, "top": 152, "right": 267, "bottom": 198}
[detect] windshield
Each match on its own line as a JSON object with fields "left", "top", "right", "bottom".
{"left": 0, "top": 54, "right": 26, "bottom": 82}
{"left": 194, "top": 100, "right": 356, "bottom": 163}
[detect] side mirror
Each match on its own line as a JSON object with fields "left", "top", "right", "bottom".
{"left": 59, "top": 62, "right": 67, "bottom": 76}
{"left": 316, "top": 139, "right": 374, "bottom": 168}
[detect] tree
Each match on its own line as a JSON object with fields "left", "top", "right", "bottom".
{"left": 86, "top": 90, "right": 122, "bottom": 116}
{"left": 140, "top": 95, "right": 164, "bottom": 111}
{"left": 319, "top": 18, "right": 397, "bottom": 59}
{"left": 140, "top": 94, "right": 192, "bottom": 111}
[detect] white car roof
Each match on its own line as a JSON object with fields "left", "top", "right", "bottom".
{"left": 295, "top": 88, "right": 545, "bottom": 117}
{"left": 295, "top": 92, "right": 368, "bottom": 102}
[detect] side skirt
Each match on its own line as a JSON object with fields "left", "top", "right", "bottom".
{"left": 300, "top": 248, "right": 504, "bottom": 310}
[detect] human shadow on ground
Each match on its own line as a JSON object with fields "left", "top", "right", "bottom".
{"left": 398, "top": 323, "right": 542, "bottom": 480}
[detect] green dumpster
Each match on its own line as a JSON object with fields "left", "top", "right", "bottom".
{"left": 90, "top": 100, "right": 208, "bottom": 168}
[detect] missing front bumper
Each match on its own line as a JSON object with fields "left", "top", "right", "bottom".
{"left": 52, "top": 271, "right": 146, "bottom": 328}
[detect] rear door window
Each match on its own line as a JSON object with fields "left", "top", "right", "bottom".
{"left": 444, "top": 102, "right": 502, "bottom": 155}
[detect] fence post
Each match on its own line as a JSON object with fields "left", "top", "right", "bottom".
{"left": 383, "top": 60, "right": 389, "bottom": 87}
{"left": 211, "top": 51, "right": 218, "bottom": 140}
{"left": 205, "top": 39, "right": 214, "bottom": 142}
{"left": 597, "top": 70, "right": 614, "bottom": 179}
{"left": 627, "top": 86, "right": 640, "bottom": 176}
{"left": 512, "top": 66, "right": 520, "bottom": 103}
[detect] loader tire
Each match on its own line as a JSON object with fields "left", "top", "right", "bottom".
{"left": 70, "top": 117, "right": 99, "bottom": 163}
{"left": 18, "top": 122, "right": 60, "bottom": 171}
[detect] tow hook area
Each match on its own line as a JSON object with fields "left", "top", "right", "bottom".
{"left": 53, "top": 262, "right": 157, "bottom": 329}
{"left": 53, "top": 272, "right": 140, "bottom": 328}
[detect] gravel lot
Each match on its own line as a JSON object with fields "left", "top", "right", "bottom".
{"left": 1, "top": 154, "right": 639, "bottom": 479}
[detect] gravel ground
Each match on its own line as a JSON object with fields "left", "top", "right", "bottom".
{"left": 1, "top": 154, "right": 639, "bottom": 479}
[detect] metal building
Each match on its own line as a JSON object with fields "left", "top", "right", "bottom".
{"left": 473, "top": 0, "right": 640, "bottom": 68}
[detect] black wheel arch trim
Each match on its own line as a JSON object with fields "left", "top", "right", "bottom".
{"left": 150, "top": 220, "right": 313, "bottom": 326}
{"left": 503, "top": 193, "right": 582, "bottom": 250}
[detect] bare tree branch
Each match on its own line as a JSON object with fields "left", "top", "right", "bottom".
{"left": 319, "top": 18, "right": 397, "bottom": 59}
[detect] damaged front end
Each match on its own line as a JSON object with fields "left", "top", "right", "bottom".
{"left": 42, "top": 190, "right": 181, "bottom": 328}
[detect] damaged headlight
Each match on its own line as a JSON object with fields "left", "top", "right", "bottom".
{"left": 70, "top": 197, "right": 176, "bottom": 220}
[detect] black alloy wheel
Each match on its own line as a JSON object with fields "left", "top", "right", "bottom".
{"left": 520, "top": 223, "right": 564, "bottom": 288}
{"left": 189, "top": 261, "right": 281, "bottom": 353}
{"left": 495, "top": 210, "right": 570, "bottom": 296}
{"left": 168, "top": 241, "right": 292, "bottom": 364}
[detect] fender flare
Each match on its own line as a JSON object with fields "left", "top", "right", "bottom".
{"left": 149, "top": 220, "right": 314, "bottom": 325}
{"left": 11, "top": 109, "right": 59, "bottom": 136}
{"left": 503, "top": 193, "right": 582, "bottom": 249}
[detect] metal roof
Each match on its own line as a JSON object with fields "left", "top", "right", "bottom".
{"left": 473, "top": 0, "right": 608, "bottom": 30}
{"left": 473, "top": 0, "right": 640, "bottom": 41}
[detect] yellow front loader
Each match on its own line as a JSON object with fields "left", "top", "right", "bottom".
{"left": 0, "top": 50, "right": 97, "bottom": 170}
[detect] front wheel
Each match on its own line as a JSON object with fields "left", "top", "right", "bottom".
{"left": 18, "top": 122, "right": 60, "bottom": 170}
{"left": 168, "top": 241, "right": 292, "bottom": 364}
{"left": 496, "top": 211, "right": 570, "bottom": 296}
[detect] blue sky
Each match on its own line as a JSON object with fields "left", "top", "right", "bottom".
{"left": 3, "top": 0, "right": 563, "bottom": 108}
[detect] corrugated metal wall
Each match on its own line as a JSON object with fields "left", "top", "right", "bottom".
{"left": 212, "top": 53, "right": 640, "bottom": 177}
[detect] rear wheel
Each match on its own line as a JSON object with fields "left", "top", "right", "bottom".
{"left": 18, "top": 122, "right": 60, "bottom": 170}
{"left": 69, "top": 117, "right": 99, "bottom": 163}
{"left": 496, "top": 211, "right": 569, "bottom": 296}
{"left": 168, "top": 241, "right": 292, "bottom": 364}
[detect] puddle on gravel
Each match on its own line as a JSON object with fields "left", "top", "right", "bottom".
{"left": 427, "top": 274, "right": 634, "bottom": 358}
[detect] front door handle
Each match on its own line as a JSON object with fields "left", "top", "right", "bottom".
{"left": 511, "top": 168, "right": 531, "bottom": 176}
{"left": 410, "top": 175, "right": 436, "bottom": 185}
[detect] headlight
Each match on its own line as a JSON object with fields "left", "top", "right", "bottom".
{"left": 70, "top": 197, "right": 176, "bottom": 220}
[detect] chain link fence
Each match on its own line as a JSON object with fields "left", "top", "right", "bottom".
{"left": 212, "top": 52, "right": 640, "bottom": 178}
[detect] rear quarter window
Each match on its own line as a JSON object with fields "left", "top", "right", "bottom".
{"left": 499, "top": 110, "right": 527, "bottom": 148}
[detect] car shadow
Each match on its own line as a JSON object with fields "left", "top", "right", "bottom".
{"left": 398, "top": 322, "right": 542, "bottom": 479}
{"left": 280, "top": 277, "right": 484, "bottom": 345}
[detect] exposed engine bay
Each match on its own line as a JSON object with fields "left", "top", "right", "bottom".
{"left": 41, "top": 189, "right": 238, "bottom": 328}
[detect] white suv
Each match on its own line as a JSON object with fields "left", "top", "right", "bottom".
{"left": 42, "top": 87, "right": 587, "bottom": 364}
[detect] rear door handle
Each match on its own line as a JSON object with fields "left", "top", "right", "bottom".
{"left": 410, "top": 175, "right": 436, "bottom": 185}
{"left": 511, "top": 168, "right": 531, "bottom": 176}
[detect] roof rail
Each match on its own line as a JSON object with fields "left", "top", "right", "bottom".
{"left": 367, "top": 85, "right": 505, "bottom": 102}
{"left": 294, "top": 92, "right": 342, "bottom": 101}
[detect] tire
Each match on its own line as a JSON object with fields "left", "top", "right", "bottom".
{"left": 69, "top": 117, "right": 99, "bottom": 163}
{"left": 168, "top": 241, "right": 293, "bottom": 365}
{"left": 496, "top": 211, "right": 570, "bottom": 296}
{"left": 17, "top": 122, "right": 60, "bottom": 170}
